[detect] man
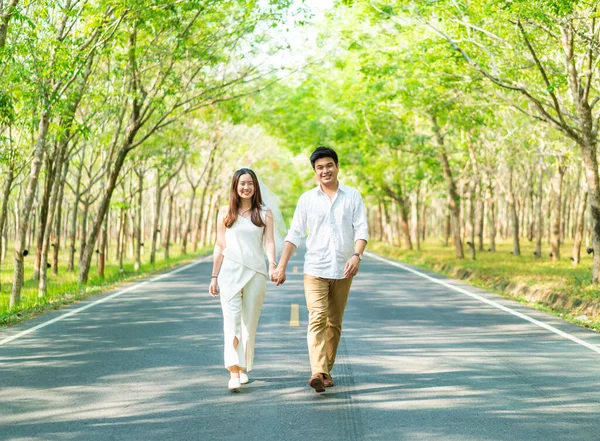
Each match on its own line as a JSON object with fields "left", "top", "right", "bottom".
{"left": 272, "top": 146, "right": 368, "bottom": 393}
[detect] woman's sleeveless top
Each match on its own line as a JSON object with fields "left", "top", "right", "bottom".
{"left": 222, "top": 210, "right": 267, "bottom": 276}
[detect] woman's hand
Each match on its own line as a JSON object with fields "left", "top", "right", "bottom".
{"left": 209, "top": 278, "right": 220, "bottom": 297}
{"left": 268, "top": 265, "right": 276, "bottom": 282}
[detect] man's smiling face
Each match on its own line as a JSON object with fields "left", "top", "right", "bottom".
{"left": 313, "top": 157, "right": 339, "bottom": 187}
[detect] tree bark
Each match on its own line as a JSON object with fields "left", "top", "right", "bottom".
{"left": 134, "top": 167, "right": 143, "bottom": 271}
{"left": 150, "top": 171, "right": 162, "bottom": 264}
{"left": 410, "top": 189, "right": 420, "bottom": 251}
{"left": 0, "top": 0, "right": 19, "bottom": 48}
{"left": 182, "top": 183, "right": 197, "bottom": 255}
{"left": 79, "top": 144, "right": 135, "bottom": 283}
{"left": 98, "top": 208, "right": 109, "bottom": 278}
{"left": 477, "top": 183, "right": 485, "bottom": 252}
{"left": 39, "top": 140, "right": 69, "bottom": 297}
{"left": 68, "top": 157, "right": 84, "bottom": 271}
{"left": 550, "top": 162, "right": 566, "bottom": 261}
{"left": 194, "top": 150, "right": 217, "bottom": 250}
{"left": 507, "top": 166, "right": 521, "bottom": 256}
{"left": 34, "top": 156, "right": 53, "bottom": 280}
{"left": 535, "top": 160, "right": 544, "bottom": 258}
{"left": 0, "top": 154, "right": 15, "bottom": 288}
{"left": 52, "top": 160, "right": 69, "bottom": 275}
{"left": 10, "top": 109, "right": 49, "bottom": 308}
{"left": 468, "top": 175, "right": 476, "bottom": 260}
{"left": 164, "top": 186, "right": 175, "bottom": 260}
{"left": 384, "top": 185, "right": 412, "bottom": 250}
{"left": 486, "top": 174, "right": 496, "bottom": 252}
{"left": 431, "top": 116, "right": 463, "bottom": 258}
{"left": 117, "top": 205, "right": 126, "bottom": 271}
{"left": 79, "top": 198, "right": 90, "bottom": 267}
{"left": 573, "top": 188, "right": 588, "bottom": 265}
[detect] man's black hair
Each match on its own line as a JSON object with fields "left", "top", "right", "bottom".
{"left": 310, "top": 146, "right": 339, "bottom": 168}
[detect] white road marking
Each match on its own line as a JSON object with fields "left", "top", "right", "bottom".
{"left": 0, "top": 258, "right": 210, "bottom": 347}
{"left": 365, "top": 251, "right": 600, "bottom": 355}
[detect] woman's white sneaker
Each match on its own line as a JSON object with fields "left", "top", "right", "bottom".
{"left": 228, "top": 377, "right": 241, "bottom": 391}
{"left": 239, "top": 373, "right": 249, "bottom": 384}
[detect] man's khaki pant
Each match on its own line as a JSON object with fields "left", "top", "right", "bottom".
{"left": 304, "top": 275, "right": 353, "bottom": 375}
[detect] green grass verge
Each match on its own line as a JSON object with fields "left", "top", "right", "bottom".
{"left": 0, "top": 246, "right": 211, "bottom": 327}
{"left": 369, "top": 238, "right": 600, "bottom": 332}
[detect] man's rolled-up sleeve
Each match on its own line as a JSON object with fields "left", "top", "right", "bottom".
{"left": 284, "top": 195, "right": 307, "bottom": 247}
{"left": 353, "top": 193, "right": 369, "bottom": 243}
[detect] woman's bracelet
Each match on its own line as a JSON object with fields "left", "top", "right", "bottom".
{"left": 211, "top": 275, "right": 218, "bottom": 278}
{"left": 269, "top": 261, "right": 277, "bottom": 266}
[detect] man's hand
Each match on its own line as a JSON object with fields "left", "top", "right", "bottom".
{"left": 343, "top": 255, "right": 361, "bottom": 279}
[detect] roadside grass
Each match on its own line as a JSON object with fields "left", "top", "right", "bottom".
{"left": 369, "top": 238, "right": 600, "bottom": 331}
{"left": 0, "top": 245, "right": 211, "bottom": 327}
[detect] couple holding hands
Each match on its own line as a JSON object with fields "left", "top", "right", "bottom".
{"left": 209, "top": 147, "right": 369, "bottom": 392}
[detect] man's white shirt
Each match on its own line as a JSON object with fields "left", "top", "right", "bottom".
{"left": 285, "top": 182, "right": 369, "bottom": 279}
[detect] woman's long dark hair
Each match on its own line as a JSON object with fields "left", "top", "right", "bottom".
{"left": 224, "top": 168, "right": 266, "bottom": 229}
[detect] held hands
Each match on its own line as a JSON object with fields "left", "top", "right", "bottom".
{"left": 270, "top": 266, "right": 286, "bottom": 286}
{"left": 209, "top": 278, "right": 220, "bottom": 297}
{"left": 344, "top": 255, "right": 361, "bottom": 279}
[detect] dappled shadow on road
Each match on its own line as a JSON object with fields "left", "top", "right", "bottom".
{"left": 1, "top": 257, "right": 600, "bottom": 440}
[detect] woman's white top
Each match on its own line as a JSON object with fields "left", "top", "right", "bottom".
{"left": 218, "top": 210, "right": 268, "bottom": 300}
{"left": 221, "top": 211, "right": 267, "bottom": 276}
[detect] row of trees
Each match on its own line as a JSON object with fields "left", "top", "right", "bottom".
{"left": 4, "top": 0, "right": 600, "bottom": 313}
{"left": 247, "top": 1, "right": 599, "bottom": 278}
{"left": 0, "top": 0, "right": 296, "bottom": 309}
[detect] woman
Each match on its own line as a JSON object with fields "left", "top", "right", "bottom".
{"left": 209, "top": 168, "right": 277, "bottom": 391}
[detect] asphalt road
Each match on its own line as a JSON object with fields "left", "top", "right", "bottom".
{"left": 2, "top": 250, "right": 600, "bottom": 441}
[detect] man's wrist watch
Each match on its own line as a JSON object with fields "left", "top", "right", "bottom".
{"left": 352, "top": 253, "right": 362, "bottom": 261}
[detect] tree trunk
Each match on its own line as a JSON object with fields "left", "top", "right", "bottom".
{"left": 118, "top": 207, "right": 126, "bottom": 271}
{"left": 34, "top": 157, "right": 53, "bottom": 280}
{"left": 182, "top": 185, "right": 197, "bottom": 255}
{"left": 506, "top": 166, "right": 520, "bottom": 256}
{"left": 550, "top": 163, "right": 566, "bottom": 261}
{"left": 134, "top": 168, "right": 143, "bottom": 271}
{"left": 377, "top": 200, "right": 384, "bottom": 242}
{"left": 431, "top": 116, "right": 463, "bottom": 258}
{"left": 398, "top": 196, "right": 412, "bottom": 250}
{"left": 53, "top": 160, "right": 69, "bottom": 275}
{"left": 0, "top": 0, "right": 19, "bottom": 48}
{"left": 192, "top": 182, "right": 205, "bottom": 252}
{"left": 194, "top": 151, "right": 217, "bottom": 250}
{"left": 150, "top": 172, "right": 162, "bottom": 264}
{"left": 79, "top": 145, "right": 133, "bottom": 284}
{"left": 579, "top": 139, "right": 600, "bottom": 282}
{"left": 477, "top": 184, "right": 485, "bottom": 252}
{"left": 68, "top": 158, "right": 84, "bottom": 271}
{"left": 0, "top": 156, "right": 15, "bottom": 289}
{"left": 79, "top": 200, "right": 90, "bottom": 267}
{"left": 444, "top": 211, "right": 450, "bottom": 247}
{"left": 164, "top": 187, "right": 175, "bottom": 260}
{"left": 573, "top": 188, "right": 588, "bottom": 265}
{"left": 439, "top": 151, "right": 464, "bottom": 258}
{"left": 98, "top": 209, "right": 109, "bottom": 278}
{"left": 468, "top": 178, "right": 476, "bottom": 260}
{"left": 535, "top": 160, "right": 544, "bottom": 258}
{"left": 39, "top": 141, "right": 69, "bottom": 298}
{"left": 10, "top": 109, "right": 50, "bottom": 308}
{"left": 486, "top": 175, "right": 496, "bottom": 252}
{"left": 410, "top": 189, "right": 420, "bottom": 251}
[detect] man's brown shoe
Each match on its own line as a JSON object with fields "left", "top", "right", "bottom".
{"left": 308, "top": 373, "right": 326, "bottom": 392}
{"left": 323, "top": 374, "right": 334, "bottom": 388}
